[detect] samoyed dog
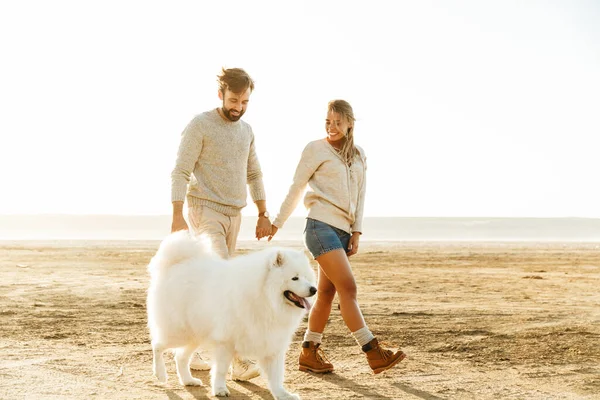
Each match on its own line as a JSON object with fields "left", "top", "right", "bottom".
{"left": 147, "top": 231, "right": 316, "bottom": 400}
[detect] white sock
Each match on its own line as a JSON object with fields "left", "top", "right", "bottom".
{"left": 303, "top": 330, "right": 323, "bottom": 344}
{"left": 351, "top": 327, "right": 375, "bottom": 347}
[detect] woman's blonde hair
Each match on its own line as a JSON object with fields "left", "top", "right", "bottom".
{"left": 328, "top": 99, "right": 357, "bottom": 165}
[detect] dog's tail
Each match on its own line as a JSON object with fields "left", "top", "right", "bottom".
{"left": 147, "top": 230, "right": 211, "bottom": 276}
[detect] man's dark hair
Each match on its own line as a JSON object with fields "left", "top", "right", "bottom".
{"left": 217, "top": 68, "right": 255, "bottom": 94}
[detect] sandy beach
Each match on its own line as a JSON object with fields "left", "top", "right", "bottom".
{"left": 1, "top": 240, "right": 599, "bottom": 399}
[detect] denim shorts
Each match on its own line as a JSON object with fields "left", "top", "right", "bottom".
{"left": 304, "top": 218, "right": 351, "bottom": 259}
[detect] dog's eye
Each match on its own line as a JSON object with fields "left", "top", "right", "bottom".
{"left": 292, "top": 277, "right": 299, "bottom": 281}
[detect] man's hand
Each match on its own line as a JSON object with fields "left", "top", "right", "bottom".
{"left": 171, "top": 201, "right": 189, "bottom": 233}
{"left": 268, "top": 225, "right": 278, "bottom": 242}
{"left": 171, "top": 214, "right": 189, "bottom": 233}
{"left": 347, "top": 232, "right": 361, "bottom": 257}
{"left": 256, "top": 217, "right": 271, "bottom": 240}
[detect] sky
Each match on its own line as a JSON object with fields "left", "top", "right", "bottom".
{"left": 1, "top": 0, "right": 599, "bottom": 218}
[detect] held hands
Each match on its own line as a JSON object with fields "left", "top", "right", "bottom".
{"left": 268, "top": 225, "right": 278, "bottom": 242}
{"left": 255, "top": 216, "right": 272, "bottom": 240}
{"left": 346, "top": 232, "right": 361, "bottom": 257}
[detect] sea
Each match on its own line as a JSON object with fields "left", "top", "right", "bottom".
{"left": 1, "top": 215, "right": 599, "bottom": 242}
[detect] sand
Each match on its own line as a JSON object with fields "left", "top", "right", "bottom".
{"left": 1, "top": 240, "right": 599, "bottom": 399}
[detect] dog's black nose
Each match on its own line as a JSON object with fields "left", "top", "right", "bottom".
{"left": 309, "top": 286, "right": 317, "bottom": 296}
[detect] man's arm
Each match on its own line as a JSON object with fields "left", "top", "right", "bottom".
{"left": 255, "top": 200, "right": 267, "bottom": 216}
{"left": 246, "top": 132, "right": 270, "bottom": 240}
{"left": 254, "top": 200, "right": 271, "bottom": 239}
{"left": 246, "top": 134, "right": 266, "bottom": 202}
{"left": 171, "top": 117, "right": 203, "bottom": 232}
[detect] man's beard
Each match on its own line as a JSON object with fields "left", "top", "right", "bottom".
{"left": 221, "top": 105, "right": 245, "bottom": 121}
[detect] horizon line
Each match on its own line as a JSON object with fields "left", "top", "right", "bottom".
{"left": 0, "top": 213, "right": 599, "bottom": 220}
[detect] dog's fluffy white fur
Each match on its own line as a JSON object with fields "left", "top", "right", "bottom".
{"left": 147, "top": 231, "right": 316, "bottom": 400}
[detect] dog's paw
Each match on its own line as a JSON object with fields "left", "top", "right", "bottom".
{"left": 274, "top": 391, "right": 300, "bottom": 400}
{"left": 154, "top": 368, "right": 167, "bottom": 383}
{"left": 212, "top": 385, "right": 230, "bottom": 397}
{"left": 181, "top": 377, "right": 203, "bottom": 386}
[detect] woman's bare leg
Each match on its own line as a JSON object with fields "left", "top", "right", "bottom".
{"left": 312, "top": 249, "right": 366, "bottom": 332}
{"left": 307, "top": 266, "right": 336, "bottom": 333}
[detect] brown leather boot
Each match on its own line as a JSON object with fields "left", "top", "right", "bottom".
{"left": 298, "top": 341, "right": 334, "bottom": 373}
{"left": 362, "top": 338, "right": 406, "bottom": 374}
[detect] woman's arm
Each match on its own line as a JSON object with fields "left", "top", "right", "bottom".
{"left": 351, "top": 151, "right": 367, "bottom": 235}
{"left": 271, "top": 143, "right": 321, "bottom": 232}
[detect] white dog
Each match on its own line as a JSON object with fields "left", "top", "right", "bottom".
{"left": 146, "top": 231, "right": 316, "bottom": 400}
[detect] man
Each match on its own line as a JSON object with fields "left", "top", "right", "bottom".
{"left": 170, "top": 67, "right": 271, "bottom": 380}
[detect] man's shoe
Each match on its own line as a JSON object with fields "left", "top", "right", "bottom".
{"left": 362, "top": 338, "right": 406, "bottom": 374}
{"left": 230, "top": 357, "right": 261, "bottom": 381}
{"left": 298, "top": 341, "right": 334, "bottom": 373}
{"left": 189, "top": 353, "right": 211, "bottom": 371}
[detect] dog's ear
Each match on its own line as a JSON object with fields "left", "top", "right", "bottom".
{"left": 273, "top": 251, "right": 284, "bottom": 267}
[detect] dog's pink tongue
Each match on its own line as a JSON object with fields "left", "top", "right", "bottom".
{"left": 301, "top": 297, "right": 312, "bottom": 312}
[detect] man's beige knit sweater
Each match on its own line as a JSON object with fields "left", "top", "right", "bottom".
{"left": 171, "top": 109, "right": 266, "bottom": 216}
{"left": 273, "top": 139, "right": 367, "bottom": 234}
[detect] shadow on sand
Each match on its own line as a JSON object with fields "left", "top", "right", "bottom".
{"left": 162, "top": 370, "right": 274, "bottom": 400}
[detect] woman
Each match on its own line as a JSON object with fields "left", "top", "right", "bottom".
{"left": 269, "top": 99, "right": 405, "bottom": 374}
